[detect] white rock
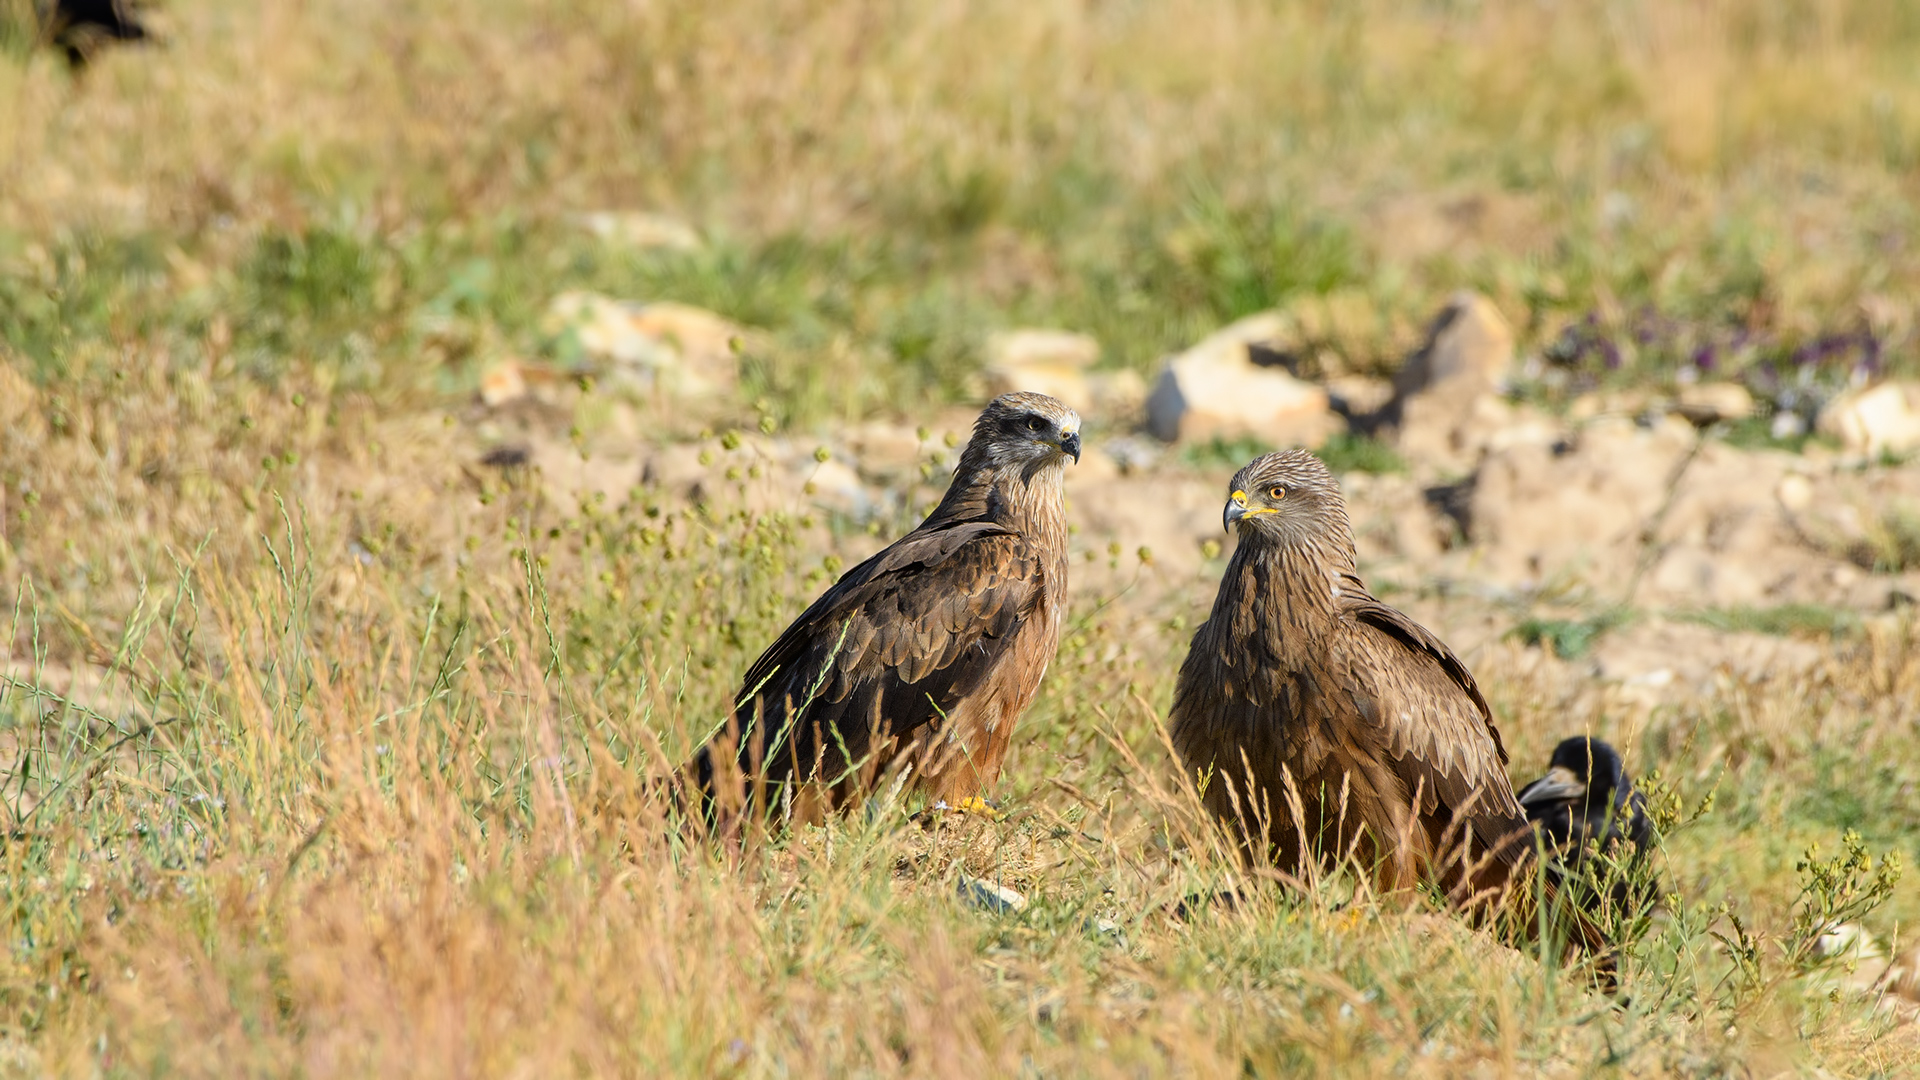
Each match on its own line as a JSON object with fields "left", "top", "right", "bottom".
{"left": 1672, "top": 382, "right": 1754, "bottom": 425}
{"left": 1771, "top": 411, "right": 1808, "bottom": 440}
{"left": 957, "top": 874, "right": 1028, "bottom": 915}
{"left": 1396, "top": 291, "right": 1515, "bottom": 394}
{"left": 1385, "top": 292, "right": 1518, "bottom": 472}
{"left": 1145, "top": 313, "right": 1340, "bottom": 446}
{"left": 802, "top": 459, "right": 873, "bottom": 518}
{"left": 984, "top": 364, "right": 1092, "bottom": 414}
{"left": 543, "top": 292, "right": 746, "bottom": 399}
{"left": 1817, "top": 381, "right": 1920, "bottom": 457}
{"left": 575, "top": 211, "right": 703, "bottom": 253}
{"left": 1088, "top": 369, "right": 1149, "bottom": 419}
{"left": 982, "top": 329, "right": 1123, "bottom": 416}
{"left": 986, "top": 329, "right": 1100, "bottom": 371}
{"left": 1777, "top": 474, "right": 1814, "bottom": 512}
{"left": 479, "top": 360, "right": 528, "bottom": 407}
{"left": 1102, "top": 434, "right": 1163, "bottom": 475}
{"left": 1325, "top": 375, "right": 1393, "bottom": 418}
{"left": 1812, "top": 922, "right": 1895, "bottom": 1000}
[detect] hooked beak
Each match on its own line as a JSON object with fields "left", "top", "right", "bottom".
{"left": 1060, "top": 430, "right": 1081, "bottom": 463}
{"left": 1518, "top": 765, "right": 1588, "bottom": 808}
{"left": 1223, "top": 490, "right": 1250, "bottom": 532}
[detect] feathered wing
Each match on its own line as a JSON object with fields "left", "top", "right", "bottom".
{"left": 1336, "top": 593, "right": 1616, "bottom": 964}
{"left": 1331, "top": 593, "right": 1530, "bottom": 865}
{"left": 698, "top": 519, "right": 1046, "bottom": 806}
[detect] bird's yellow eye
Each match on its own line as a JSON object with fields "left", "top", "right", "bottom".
{"left": 1025, "top": 417, "right": 1045, "bottom": 433}
{"left": 1268, "top": 485, "right": 1287, "bottom": 500}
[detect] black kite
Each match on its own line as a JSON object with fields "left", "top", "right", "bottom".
{"left": 688, "top": 392, "right": 1080, "bottom": 826}
{"left": 1169, "top": 450, "right": 1594, "bottom": 946}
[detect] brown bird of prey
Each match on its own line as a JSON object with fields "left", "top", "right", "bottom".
{"left": 1170, "top": 450, "right": 1556, "bottom": 921}
{"left": 688, "top": 392, "right": 1079, "bottom": 826}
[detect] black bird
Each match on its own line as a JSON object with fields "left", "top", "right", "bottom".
{"left": 1518, "top": 737, "right": 1658, "bottom": 924}
{"left": 35, "top": 1, "right": 150, "bottom": 68}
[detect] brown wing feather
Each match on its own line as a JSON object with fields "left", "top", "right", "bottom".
{"left": 697, "top": 520, "right": 1044, "bottom": 804}
{"left": 1333, "top": 592, "right": 1528, "bottom": 861}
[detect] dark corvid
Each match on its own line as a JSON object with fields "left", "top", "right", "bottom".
{"left": 1518, "top": 736, "right": 1659, "bottom": 923}
{"left": 685, "top": 392, "right": 1079, "bottom": 830}
{"left": 36, "top": 1, "right": 150, "bottom": 68}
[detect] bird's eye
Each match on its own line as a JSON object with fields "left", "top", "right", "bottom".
{"left": 1025, "top": 417, "right": 1045, "bottom": 433}
{"left": 1268, "top": 485, "right": 1287, "bottom": 500}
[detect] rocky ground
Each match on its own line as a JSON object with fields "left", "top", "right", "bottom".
{"left": 477, "top": 286, "right": 1920, "bottom": 715}
{"left": 425, "top": 286, "right": 1920, "bottom": 1023}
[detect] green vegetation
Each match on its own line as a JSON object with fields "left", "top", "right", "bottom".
{"left": 1179, "top": 434, "right": 1277, "bottom": 471}
{"left": 1679, "top": 603, "right": 1864, "bottom": 640}
{"left": 1858, "top": 504, "right": 1920, "bottom": 574}
{"left": 1508, "top": 611, "right": 1632, "bottom": 660}
{"left": 7, "top": 1, "right": 1920, "bottom": 420}
{"left": 1314, "top": 431, "right": 1407, "bottom": 475}
{"left": 1181, "top": 432, "right": 1404, "bottom": 475}
{"left": 4, "top": 0, "right": 1920, "bottom": 1072}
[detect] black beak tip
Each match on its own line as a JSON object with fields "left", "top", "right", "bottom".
{"left": 1063, "top": 433, "right": 1081, "bottom": 463}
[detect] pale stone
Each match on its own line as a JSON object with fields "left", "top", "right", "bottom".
{"left": 981, "top": 329, "right": 1141, "bottom": 418}
{"left": 986, "top": 329, "right": 1100, "bottom": 371}
{"left": 1325, "top": 375, "right": 1393, "bottom": 418}
{"left": 575, "top": 211, "right": 703, "bottom": 252}
{"left": 983, "top": 362, "right": 1093, "bottom": 413}
{"left": 479, "top": 360, "right": 528, "bottom": 407}
{"left": 957, "top": 874, "right": 1028, "bottom": 915}
{"left": 1467, "top": 419, "right": 1696, "bottom": 592}
{"left": 1145, "top": 313, "right": 1341, "bottom": 446}
{"left": 543, "top": 292, "right": 746, "bottom": 399}
{"left": 1383, "top": 292, "right": 1518, "bottom": 472}
{"left": 1777, "top": 474, "right": 1814, "bottom": 513}
{"left": 1389, "top": 291, "right": 1514, "bottom": 404}
{"left": 1088, "top": 369, "right": 1149, "bottom": 418}
{"left": 1817, "top": 381, "right": 1920, "bottom": 457}
{"left": 1671, "top": 382, "right": 1754, "bottom": 425}
{"left": 802, "top": 459, "right": 873, "bottom": 518}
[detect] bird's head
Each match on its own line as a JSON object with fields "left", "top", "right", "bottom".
{"left": 1222, "top": 450, "right": 1345, "bottom": 542}
{"left": 1519, "top": 736, "right": 1626, "bottom": 812}
{"left": 967, "top": 392, "right": 1082, "bottom": 475}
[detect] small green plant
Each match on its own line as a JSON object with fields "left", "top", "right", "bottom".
{"left": 1313, "top": 431, "right": 1405, "bottom": 475}
{"left": 1175, "top": 432, "right": 1400, "bottom": 475}
{"left": 1783, "top": 830, "right": 1905, "bottom": 974}
{"left": 1508, "top": 610, "right": 1629, "bottom": 660}
{"left": 1707, "top": 830, "right": 1906, "bottom": 1007}
{"left": 1677, "top": 603, "right": 1862, "bottom": 639}
{"left": 1720, "top": 414, "right": 1822, "bottom": 453}
{"left": 0, "top": 0, "right": 38, "bottom": 61}
{"left": 1857, "top": 504, "right": 1920, "bottom": 573}
{"left": 1180, "top": 434, "right": 1273, "bottom": 471}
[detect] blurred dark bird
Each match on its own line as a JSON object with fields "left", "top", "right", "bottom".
{"left": 1518, "top": 736, "right": 1658, "bottom": 919}
{"left": 35, "top": 0, "right": 150, "bottom": 68}
{"left": 686, "top": 392, "right": 1080, "bottom": 828}
{"left": 1168, "top": 450, "right": 1605, "bottom": 954}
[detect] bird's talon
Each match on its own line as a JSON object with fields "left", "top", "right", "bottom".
{"left": 952, "top": 796, "right": 1002, "bottom": 820}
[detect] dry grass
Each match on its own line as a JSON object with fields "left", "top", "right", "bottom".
{"left": 4, "top": 0, "right": 1920, "bottom": 1074}
{"left": 5, "top": 1, "right": 1920, "bottom": 410}
{"left": 2, "top": 366, "right": 1917, "bottom": 1074}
